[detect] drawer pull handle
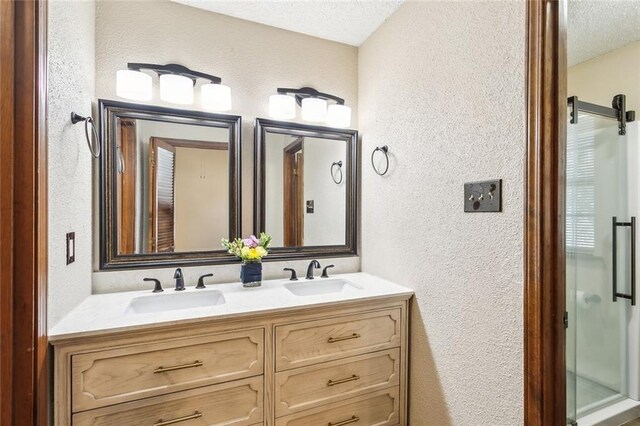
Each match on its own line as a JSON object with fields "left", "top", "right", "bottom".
{"left": 153, "top": 360, "right": 203, "bottom": 374}
{"left": 328, "top": 415, "right": 360, "bottom": 426}
{"left": 327, "top": 374, "right": 360, "bottom": 386}
{"left": 154, "top": 411, "right": 202, "bottom": 426}
{"left": 327, "top": 333, "right": 360, "bottom": 343}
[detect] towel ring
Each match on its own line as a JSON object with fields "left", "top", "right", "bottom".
{"left": 116, "top": 146, "right": 126, "bottom": 174}
{"left": 331, "top": 161, "right": 343, "bottom": 184}
{"left": 71, "top": 112, "right": 100, "bottom": 158}
{"left": 371, "top": 145, "right": 389, "bottom": 176}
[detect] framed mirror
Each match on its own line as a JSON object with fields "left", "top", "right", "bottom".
{"left": 254, "top": 118, "right": 358, "bottom": 260}
{"left": 99, "top": 99, "right": 241, "bottom": 269}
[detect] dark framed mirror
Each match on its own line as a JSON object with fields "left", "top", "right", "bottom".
{"left": 99, "top": 99, "right": 242, "bottom": 269}
{"left": 254, "top": 118, "right": 358, "bottom": 260}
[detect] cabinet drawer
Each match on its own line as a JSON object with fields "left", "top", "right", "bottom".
{"left": 72, "top": 328, "right": 264, "bottom": 411}
{"left": 275, "top": 387, "right": 400, "bottom": 426}
{"left": 73, "top": 376, "right": 264, "bottom": 426}
{"left": 275, "top": 308, "right": 401, "bottom": 371}
{"left": 275, "top": 348, "right": 400, "bottom": 417}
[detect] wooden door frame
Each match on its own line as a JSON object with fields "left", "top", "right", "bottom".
{"left": 525, "top": 0, "right": 567, "bottom": 424}
{"left": 117, "top": 118, "right": 137, "bottom": 254}
{"left": 0, "top": 0, "right": 49, "bottom": 425}
{"left": 283, "top": 137, "right": 304, "bottom": 247}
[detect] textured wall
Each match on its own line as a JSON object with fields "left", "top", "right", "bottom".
{"left": 47, "top": 0, "right": 95, "bottom": 327}
{"left": 89, "top": 0, "right": 360, "bottom": 291}
{"left": 358, "top": 1, "right": 526, "bottom": 424}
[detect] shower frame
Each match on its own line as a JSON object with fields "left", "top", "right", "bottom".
{"left": 568, "top": 95, "right": 636, "bottom": 135}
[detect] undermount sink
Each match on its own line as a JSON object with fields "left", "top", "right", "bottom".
{"left": 284, "top": 279, "right": 363, "bottom": 297}
{"left": 125, "top": 289, "right": 226, "bottom": 314}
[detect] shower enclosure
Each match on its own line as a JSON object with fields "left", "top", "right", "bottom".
{"left": 566, "top": 94, "right": 640, "bottom": 424}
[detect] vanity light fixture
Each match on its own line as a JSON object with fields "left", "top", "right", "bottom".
{"left": 201, "top": 83, "right": 232, "bottom": 111}
{"left": 327, "top": 104, "right": 352, "bottom": 128}
{"left": 116, "top": 70, "right": 152, "bottom": 101}
{"left": 160, "top": 74, "right": 193, "bottom": 105}
{"left": 301, "top": 97, "right": 328, "bottom": 122}
{"left": 269, "top": 87, "right": 352, "bottom": 128}
{"left": 269, "top": 94, "right": 296, "bottom": 119}
{"left": 116, "top": 63, "right": 232, "bottom": 111}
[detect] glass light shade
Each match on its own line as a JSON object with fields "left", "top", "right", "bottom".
{"left": 159, "top": 74, "right": 193, "bottom": 105}
{"left": 301, "top": 98, "right": 328, "bottom": 122}
{"left": 201, "top": 83, "right": 232, "bottom": 111}
{"left": 269, "top": 94, "right": 296, "bottom": 119}
{"left": 116, "top": 70, "right": 152, "bottom": 101}
{"left": 327, "top": 104, "right": 352, "bottom": 128}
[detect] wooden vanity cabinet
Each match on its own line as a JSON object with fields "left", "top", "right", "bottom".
{"left": 52, "top": 296, "right": 410, "bottom": 426}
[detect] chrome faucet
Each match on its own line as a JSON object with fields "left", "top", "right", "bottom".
{"left": 173, "top": 268, "right": 185, "bottom": 291}
{"left": 306, "top": 260, "right": 321, "bottom": 280}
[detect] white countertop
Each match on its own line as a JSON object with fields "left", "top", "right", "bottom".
{"left": 49, "top": 272, "right": 413, "bottom": 343}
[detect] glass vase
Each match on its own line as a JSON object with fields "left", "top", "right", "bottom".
{"left": 240, "top": 262, "right": 262, "bottom": 288}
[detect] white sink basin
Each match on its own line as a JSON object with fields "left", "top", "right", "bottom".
{"left": 285, "top": 279, "right": 363, "bottom": 297}
{"left": 125, "top": 289, "right": 226, "bottom": 314}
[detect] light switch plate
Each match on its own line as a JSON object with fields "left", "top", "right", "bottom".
{"left": 66, "top": 232, "right": 75, "bottom": 264}
{"left": 464, "top": 179, "right": 502, "bottom": 212}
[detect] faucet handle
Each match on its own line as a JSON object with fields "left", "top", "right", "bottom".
{"left": 321, "top": 265, "right": 335, "bottom": 278}
{"left": 143, "top": 278, "right": 163, "bottom": 293}
{"left": 284, "top": 268, "right": 298, "bottom": 281}
{"left": 196, "top": 273, "right": 213, "bottom": 289}
{"left": 173, "top": 268, "right": 183, "bottom": 278}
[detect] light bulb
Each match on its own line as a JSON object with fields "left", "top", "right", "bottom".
{"left": 269, "top": 94, "right": 296, "bottom": 119}
{"left": 301, "top": 98, "right": 327, "bottom": 122}
{"left": 201, "top": 83, "right": 232, "bottom": 111}
{"left": 159, "top": 74, "right": 193, "bottom": 105}
{"left": 327, "top": 104, "right": 352, "bottom": 128}
{"left": 116, "top": 70, "right": 152, "bottom": 101}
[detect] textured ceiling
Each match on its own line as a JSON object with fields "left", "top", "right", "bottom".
{"left": 568, "top": 0, "right": 640, "bottom": 66}
{"left": 171, "top": 0, "right": 403, "bottom": 46}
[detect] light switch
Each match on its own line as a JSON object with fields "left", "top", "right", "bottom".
{"left": 464, "top": 180, "right": 502, "bottom": 212}
{"left": 306, "top": 200, "right": 314, "bottom": 213}
{"left": 66, "top": 232, "right": 75, "bottom": 264}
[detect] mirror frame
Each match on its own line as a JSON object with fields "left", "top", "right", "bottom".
{"left": 98, "top": 99, "right": 242, "bottom": 270}
{"left": 254, "top": 118, "right": 358, "bottom": 260}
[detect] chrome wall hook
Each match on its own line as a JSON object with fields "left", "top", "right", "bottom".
{"left": 71, "top": 112, "right": 100, "bottom": 158}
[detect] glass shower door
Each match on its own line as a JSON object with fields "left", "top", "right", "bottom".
{"left": 566, "top": 108, "right": 631, "bottom": 420}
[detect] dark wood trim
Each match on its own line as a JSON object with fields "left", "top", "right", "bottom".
{"left": 98, "top": 99, "right": 242, "bottom": 270}
{"left": 0, "top": 2, "right": 15, "bottom": 423}
{"left": 117, "top": 118, "right": 137, "bottom": 254}
{"left": 1, "top": 0, "right": 48, "bottom": 424}
{"left": 254, "top": 118, "right": 358, "bottom": 261}
{"left": 524, "top": 0, "right": 567, "bottom": 424}
{"left": 152, "top": 137, "right": 228, "bottom": 151}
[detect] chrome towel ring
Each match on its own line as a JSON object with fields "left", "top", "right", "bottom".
{"left": 71, "top": 112, "right": 100, "bottom": 158}
{"left": 331, "top": 161, "right": 343, "bottom": 184}
{"left": 371, "top": 145, "right": 389, "bottom": 176}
